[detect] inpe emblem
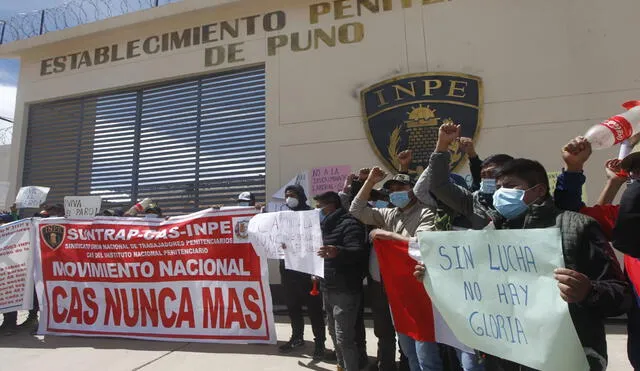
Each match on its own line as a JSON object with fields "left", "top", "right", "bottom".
{"left": 361, "top": 73, "right": 483, "bottom": 175}
{"left": 41, "top": 224, "right": 66, "bottom": 250}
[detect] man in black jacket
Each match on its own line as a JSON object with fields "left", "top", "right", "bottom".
{"left": 279, "top": 184, "right": 327, "bottom": 359}
{"left": 483, "top": 159, "right": 630, "bottom": 370}
{"left": 613, "top": 152, "right": 640, "bottom": 258}
{"left": 315, "top": 191, "right": 367, "bottom": 371}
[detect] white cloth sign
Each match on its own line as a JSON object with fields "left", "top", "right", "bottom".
{"left": 0, "top": 220, "right": 35, "bottom": 313}
{"left": 64, "top": 196, "right": 102, "bottom": 219}
{"left": 34, "top": 209, "right": 276, "bottom": 344}
{"left": 15, "top": 186, "right": 50, "bottom": 209}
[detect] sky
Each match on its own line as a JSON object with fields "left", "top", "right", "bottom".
{"left": 0, "top": 0, "right": 69, "bottom": 136}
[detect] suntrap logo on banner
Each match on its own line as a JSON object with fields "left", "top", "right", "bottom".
{"left": 361, "top": 73, "right": 482, "bottom": 174}
{"left": 35, "top": 210, "right": 276, "bottom": 343}
{"left": 39, "top": 0, "right": 453, "bottom": 76}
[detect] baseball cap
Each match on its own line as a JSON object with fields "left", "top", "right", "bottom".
{"left": 238, "top": 192, "right": 255, "bottom": 202}
{"left": 383, "top": 174, "right": 413, "bottom": 190}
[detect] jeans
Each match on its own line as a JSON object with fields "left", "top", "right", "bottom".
{"left": 355, "top": 291, "right": 367, "bottom": 359}
{"left": 397, "top": 333, "right": 443, "bottom": 371}
{"left": 324, "top": 290, "right": 362, "bottom": 371}
{"left": 280, "top": 262, "right": 325, "bottom": 343}
{"left": 370, "top": 279, "right": 397, "bottom": 371}
{"left": 456, "top": 349, "right": 484, "bottom": 371}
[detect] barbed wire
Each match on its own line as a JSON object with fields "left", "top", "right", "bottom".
{"left": 0, "top": 0, "right": 181, "bottom": 45}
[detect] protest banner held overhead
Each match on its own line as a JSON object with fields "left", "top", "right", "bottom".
{"left": 64, "top": 196, "right": 102, "bottom": 219}
{"left": 417, "top": 229, "right": 589, "bottom": 371}
{"left": 15, "top": 186, "right": 50, "bottom": 209}
{"left": 34, "top": 209, "right": 276, "bottom": 344}
{"left": 0, "top": 220, "right": 35, "bottom": 314}
{"left": 310, "top": 165, "right": 351, "bottom": 196}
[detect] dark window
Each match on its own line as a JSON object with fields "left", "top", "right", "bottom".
{"left": 23, "top": 65, "right": 266, "bottom": 214}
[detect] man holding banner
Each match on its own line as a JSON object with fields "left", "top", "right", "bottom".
{"left": 278, "top": 184, "right": 327, "bottom": 358}
{"left": 416, "top": 158, "right": 631, "bottom": 370}
{"left": 350, "top": 168, "right": 444, "bottom": 371}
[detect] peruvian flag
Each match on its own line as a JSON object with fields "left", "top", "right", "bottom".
{"left": 374, "top": 239, "right": 470, "bottom": 351}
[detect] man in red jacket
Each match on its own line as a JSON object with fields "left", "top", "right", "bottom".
{"left": 554, "top": 136, "right": 640, "bottom": 369}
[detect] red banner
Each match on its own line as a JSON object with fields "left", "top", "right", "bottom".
{"left": 35, "top": 209, "right": 276, "bottom": 343}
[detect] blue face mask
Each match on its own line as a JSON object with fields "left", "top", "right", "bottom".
{"left": 479, "top": 178, "right": 496, "bottom": 194}
{"left": 389, "top": 191, "right": 411, "bottom": 208}
{"left": 318, "top": 207, "right": 328, "bottom": 223}
{"left": 492, "top": 187, "right": 528, "bottom": 219}
{"left": 374, "top": 200, "right": 389, "bottom": 208}
{"left": 238, "top": 201, "right": 250, "bottom": 207}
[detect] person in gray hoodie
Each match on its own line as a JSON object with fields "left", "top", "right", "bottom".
{"left": 413, "top": 123, "right": 512, "bottom": 229}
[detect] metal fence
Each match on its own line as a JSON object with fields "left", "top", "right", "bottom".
{"left": 0, "top": 0, "right": 181, "bottom": 45}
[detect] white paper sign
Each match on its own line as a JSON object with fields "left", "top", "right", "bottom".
{"left": 64, "top": 196, "right": 102, "bottom": 219}
{"left": 279, "top": 210, "right": 324, "bottom": 278}
{"left": 0, "top": 220, "right": 35, "bottom": 313}
{"left": 248, "top": 213, "right": 285, "bottom": 259}
{"left": 15, "top": 186, "right": 50, "bottom": 209}
{"left": 0, "top": 182, "right": 10, "bottom": 210}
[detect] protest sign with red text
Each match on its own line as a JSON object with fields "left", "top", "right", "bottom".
{"left": 34, "top": 209, "right": 276, "bottom": 344}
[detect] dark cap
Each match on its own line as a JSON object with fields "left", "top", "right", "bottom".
{"left": 383, "top": 174, "right": 413, "bottom": 190}
{"left": 145, "top": 203, "right": 162, "bottom": 215}
{"left": 621, "top": 152, "right": 640, "bottom": 172}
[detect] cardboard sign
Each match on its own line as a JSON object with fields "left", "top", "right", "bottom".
{"left": 64, "top": 196, "right": 102, "bottom": 219}
{"left": 418, "top": 229, "right": 589, "bottom": 371}
{"left": 15, "top": 186, "right": 50, "bottom": 209}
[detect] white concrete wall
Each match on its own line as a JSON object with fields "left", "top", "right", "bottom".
{"left": 8, "top": 0, "right": 640, "bottom": 204}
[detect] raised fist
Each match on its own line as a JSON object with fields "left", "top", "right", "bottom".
{"left": 605, "top": 159, "right": 625, "bottom": 180}
{"left": 367, "top": 167, "right": 386, "bottom": 184}
{"left": 459, "top": 137, "right": 477, "bottom": 157}
{"left": 437, "top": 122, "right": 460, "bottom": 149}
{"left": 358, "top": 168, "right": 371, "bottom": 182}
{"left": 398, "top": 150, "right": 413, "bottom": 168}
{"left": 562, "top": 136, "right": 592, "bottom": 172}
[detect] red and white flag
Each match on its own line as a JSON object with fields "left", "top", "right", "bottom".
{"left": 374, "top": 239, "right": 470, "bottom": 351}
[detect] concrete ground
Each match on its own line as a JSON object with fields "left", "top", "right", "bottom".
{"left": 0, "top": 315, "right": 632, "bottom": 371}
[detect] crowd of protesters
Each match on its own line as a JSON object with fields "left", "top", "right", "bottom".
{"left": 1, "top": 123, "right": 640, "bottom": 371}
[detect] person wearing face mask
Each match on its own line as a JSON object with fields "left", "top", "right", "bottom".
{"left": 350, "top": 168, "right": 443, "bottom": 371}
{"left": 237, "top": 192, "right": 256, "bottom": 207}
{"left": 313, "top": 191, "right": 367, "bottom": 371}
{"left": 415, "top": 158, "right": 631, "bottom": 371}
{"left": 414, "top": 122, "right": 513, "bottom": 230}
{"left": 278, "top": 184, "right": 328, "bottom": 360}
{"left": 340, "top": 170, "right": 399, "bottom": 371}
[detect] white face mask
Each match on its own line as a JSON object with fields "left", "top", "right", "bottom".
{"left": 286, "top": 197, "right": 299, "bottom": 208}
